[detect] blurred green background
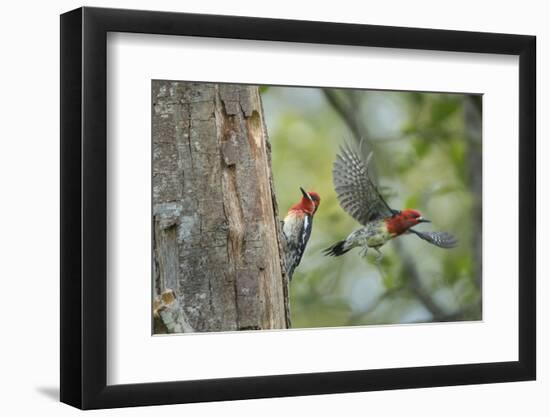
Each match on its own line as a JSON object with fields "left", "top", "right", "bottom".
{"left": 261, "top": 86, "right": 482, "bottom": 328}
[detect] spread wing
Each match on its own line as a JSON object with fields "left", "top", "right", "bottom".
{"left": 409, "top": 229, "right": 458, "bottom": 249}
{"left": 333, "top": 142, "right": 395, "bottom": 225}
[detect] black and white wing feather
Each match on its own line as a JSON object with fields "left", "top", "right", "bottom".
{"left": 409, "top": 229, "right": 458, "bottom": 249}
{"left": 283, "top": 214, "right": 313, "bottom": 280}
{"left": 333, "top": 143, "right": 394, "bottom": 224}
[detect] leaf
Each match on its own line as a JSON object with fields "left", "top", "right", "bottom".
{"left": 449, "top": 139, "right": 465, "bottom": 167}
{"left": 383, "top": 273, "right": 396, "bottom": 290}
{"left": 430, "top": 96, "right": 460, "bottom": 124}
{"left": 404, "top": 195, "right": 419, "bottom": 209}
{"left": 413, "top": 137, "right": 431, "bottom": 158}
{"left": 401, "top": 123, "right": 418, "bottom": 135}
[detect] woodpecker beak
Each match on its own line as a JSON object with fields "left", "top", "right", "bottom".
{"left": 418, "top": 217, "right": 431, "bottom": 223}
{"left": 300, "top": 187, "right": 313, "bottom": 202}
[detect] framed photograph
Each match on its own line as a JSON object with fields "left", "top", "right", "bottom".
{"left": 60, "top": 6, "right": 536, "bottom": 409}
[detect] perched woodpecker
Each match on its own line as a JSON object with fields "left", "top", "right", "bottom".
{"left": 283, "top": 187, "right": 321, "bottom": 280}
{"left": 324, "top": 143, "right": 457, "bottom": 260}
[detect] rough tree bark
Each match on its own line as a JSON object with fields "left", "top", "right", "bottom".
{"left": 152, "top": 81, "right": 289, "bottom": 333}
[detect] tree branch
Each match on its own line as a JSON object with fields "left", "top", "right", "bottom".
{"left": 323, "top": 89, "right": 368, "bottom": 140}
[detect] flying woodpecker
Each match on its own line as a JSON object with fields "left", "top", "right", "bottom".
{"left": 324, "top": 143, "right": 457, "bottom": 260}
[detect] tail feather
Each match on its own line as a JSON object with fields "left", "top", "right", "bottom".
{"left": 323, "top": 240, "right": 352, "bottom": 257}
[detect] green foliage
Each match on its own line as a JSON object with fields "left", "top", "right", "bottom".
{"left": 261, "top": 87, "right": 482, "bottom": 328}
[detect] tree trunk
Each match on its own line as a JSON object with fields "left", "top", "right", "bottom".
{"left": 152, "top": 81, "right": 289, "bottom": 333}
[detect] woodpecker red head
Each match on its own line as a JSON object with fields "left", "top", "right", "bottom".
{"left": 386, "top": 209, "right": 430, "bottom": 237}
{"left": 323, "top": 142, "right": 457, "bottom": 259}
{"left": 283, "top": 187, "right": 321, "bottom": 280}
{"left": 289, "top": 187, "right": 320, "bottom": 215}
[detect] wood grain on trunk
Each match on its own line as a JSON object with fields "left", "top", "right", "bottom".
{"left": 152, "top": 81, "right": 289, "bottom": 332}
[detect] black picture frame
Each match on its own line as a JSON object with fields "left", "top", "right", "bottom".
{"left": 60, "top": 6, "right": 536, "bottom": 410}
